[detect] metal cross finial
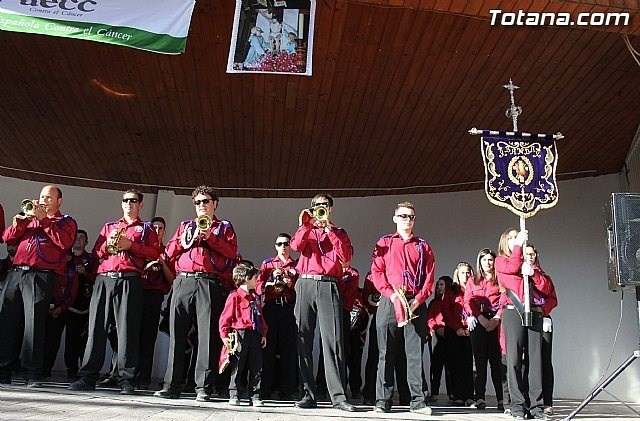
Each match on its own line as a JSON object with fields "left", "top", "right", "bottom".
{"left": 503, "top": 79, "right": 523, "bottom": 132}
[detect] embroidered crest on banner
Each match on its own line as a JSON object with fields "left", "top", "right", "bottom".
{"left": 481, "top": 133, "right": 558, "bottom": 218}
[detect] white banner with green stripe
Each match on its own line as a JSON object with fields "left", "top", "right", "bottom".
{"left": 0, "top": 0, "right": 196, "bottom": 54}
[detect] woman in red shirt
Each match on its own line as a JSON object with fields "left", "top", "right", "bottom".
{"left": 464, "top": 249, "right": 503, "bottom": 410}
{"left": 442, "top": 262, "right": 474, "bottom": 406}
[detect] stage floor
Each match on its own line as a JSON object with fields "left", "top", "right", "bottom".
{"left": 1, "top": 380, "right": 638, "bottom": 421}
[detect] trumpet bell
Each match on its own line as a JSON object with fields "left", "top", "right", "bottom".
{"left": 313, "top": 204, "right": 329, "bottom": 221}
{"left": 197, "top": 215, "right": 212, "bottom": 231}
{"left": 21, "top": 199, "right": 37, "bottom": 216}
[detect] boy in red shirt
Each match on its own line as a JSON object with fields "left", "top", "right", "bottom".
{"left": 219, "top": 262, "right": 268, "bottom": 406}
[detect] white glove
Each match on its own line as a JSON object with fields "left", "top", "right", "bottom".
{"left": 515, "top": 230, "right": 528, "bottom": 246}
{"left": 467, "top": 316, "right": 477, "bottom": 331}
{"left": 521, "top": 262, "right": 534, "bottom": 277}
{"left": 543, "top": 317, "right": 553, "bottom": 333}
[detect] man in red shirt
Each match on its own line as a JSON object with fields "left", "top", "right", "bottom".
{"left": 291, "top": 193, "right": 355, "bottom": 412}
{"left": 256, "top": 232, "right": 298, "bottom": 400}
{"left": 1, "top": 185, "right": 77, "bottom": 386}
{"left": 69, "top": 189, "right": 160, "bottom": 395}
{"left": 370, "top": 201, "right": 435, "bottom": 415}
{"left": 155, "top": 186, "right": 238, "bottom": 402}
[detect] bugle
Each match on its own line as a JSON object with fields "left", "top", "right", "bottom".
{"left": 106, "top": 228, "right": 125, "bottom": 255}
{"left": 15, "top": 199, "right": 39, "bottom": 220}
{"left": 218, "top": 329, "right": 240, "bottom": 373}
{"left": 392, "top": 285, "right": 418, "bottom": 328}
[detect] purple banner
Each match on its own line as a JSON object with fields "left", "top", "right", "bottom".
{"left": 480, "top": 134, "right": 559, "bottom": 218}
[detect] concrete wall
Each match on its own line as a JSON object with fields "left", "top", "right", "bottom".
{"left": 1, "top": 173, "right": 638, "bottom": 401}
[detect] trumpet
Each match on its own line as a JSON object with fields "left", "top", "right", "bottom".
{"left": 367, "top": 291, "right": 382, "bottom": 307}
{"left": 106, "top": 228, "right": 125, "bottom": 255}
{"left": 266, "top": 273, "right": 286, "bottom": 293}
{"left": 15, "top": 199, "right": 39, "bottom": 220}
{"left": 392, "top": 285, "right": 418, "bottom": 328}
{"left": 299, "top": 204, "right": 330, "bottom": 226}
{"left": 196, "top": 214, "right": 212, "bottom": 231}
{"left": 218, "top": 329, "right": 240, "bottom": 373}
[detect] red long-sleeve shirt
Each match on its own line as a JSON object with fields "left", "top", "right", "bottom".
{"left": 165, "top": 218, "right": 238, "bottom": 275}
{"left": 360, "top": 273, "right": 380, "bottom": 315}
{"left": 441, "top": 287, "right": 467, "bottom": 331}
{"left": 370, "top": 232, "right": 435, "bottom": 305}
{"left": 3, "top": 211, "right": 77, "bottom": 275}
{"left": 53, "top": 264, "right": 79, "bottom": 312}
{"left": 142, "top": 244, "right": 171, "bottom": 294}
{"left": 427, "top": 294, "right": 446, "bottom": 332}
{"left": 94, "top": 218, "right": 160, "bottom": 274}
{"left": 340, "top": 267, "right": 360, "bottom": 311}
{"left": 256, "top": 255, "right": 297, "bottom": 302}
{"left": 464, "top": 278, "right": 501, "bottom": 318}
{"left": 495, "top": 245, "right": 553, "bottom": 306}
{"left": 291, "top": 223, "right": 352, "bottom": 279}
{"left": 539, "top": 270, "right": 558, "bottom": 316}
{"left": 219, "top": 287, "right": 268, "bottom": 338}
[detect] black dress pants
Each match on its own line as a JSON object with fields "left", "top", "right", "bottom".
{"left": 261, "top": 300, "right": 297, "bottom": 397}
{"left": 162, "top": 275, "right": 225, "bottom": 393}
{"left": 0, "top": 268, "right": 55, "bottom": 381}
{"left": 78, "top": 274, "right": 143, "bottom": 385}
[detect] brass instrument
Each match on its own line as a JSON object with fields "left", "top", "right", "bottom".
{"left": 299, "top": 204, "right": 330, "bottom": 226}
{"left": 15, "top": 199, "right": 39, "bottom": 221}
{"left": 196, "top": 214, "right": 212, "bottom": 231}
{"left": 106, "top": 228, "right": 125, "bottom": 255}
{"left": 393, "top": 285, "right": 418, "bottom": 328}
{"left": 144, "top": 259, "right": 163, "bottom": 272}
{"left": 349, "top": 304, "right": 366, "bottom": 331}
{"left": 367, "top": 291, "right": 382, "bottom": 307}
{"left": 218, "top": 329, "right": 240, "bottom": 373}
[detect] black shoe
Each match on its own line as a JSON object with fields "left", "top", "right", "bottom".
{"left": 154, "top": 388, "right": 181, "bottom": 399}
{"left": 333, "top": 401, "right": 356, "bottom": 412}
{"left": 374, "top": 400, "right": 391, "bottom": 413}
{"left": 294, "top": 396, "right": 317, "bottom": 409}
{"left": 97, "top": 376, "right": 118, "bottom": 387}
{"left": 68, "top": 378, "right": 95, "bottom": 391}
{"left": 120, "top": 383, "right": 135, "bottom": 395}
{"left": 26, "top": 380, "right": 44, "bottom": 388}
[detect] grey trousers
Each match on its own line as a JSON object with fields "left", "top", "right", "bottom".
{"left": 294, "top": 278, "right": 347, "bottom": 404}
{"left": 375, "top": 296, "right": 429, "bottom": 408}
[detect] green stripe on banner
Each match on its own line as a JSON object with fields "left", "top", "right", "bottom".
{"left": 0, "top": 12, "right": 187, "bottom": 54}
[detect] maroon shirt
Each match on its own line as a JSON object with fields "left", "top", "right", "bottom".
{"left": 72, "top": 251, "right": 97, "bottom": 283}
{"left": 370, "top": 232, "right": 435, "bottom": 305}
{"left": 2, "top": 211, "right": 77, "bottom": 275}
{"left": 291, "top": 223, "right": 352, "bottom": 279}
{"left": 538, "top": 269, "right": 558, "bottom": 316}
{"left": 427, "top": 294, "right": 445, "bottom": 331}
{"left": 340, "top": 267, "right": 360, "bottom": 311}
{"left": 94, "top": 217, "right": 160, "bottom": 274}
{"left": 360, "top": 273, "right": 380, "bottom": 315}
{"left": 53, "top": 264, "right": 79, "bottom": 312}
{"left": 142, "top": 244, "right": 171, "bottom": 294}
{"left": 441, "top": 287, "right": 467, "bottom": 331}
{"left": 495, "top": 245, "right": 552, "bottom": 306}
{"left": 165, "top": 217, "right": 238, "bottom": 275}
{"left": 257, "top": 255, "right": 297, "bottom": 302}
{"left": 219, "top": 287, "right": 268, "bottom": 338}
{"left": 464, "top": 278, "right": 501, "bottom": 318}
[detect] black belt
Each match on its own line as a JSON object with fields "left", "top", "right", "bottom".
{"left": 178, "top": 272, "right": 221, "bottom": 280}
{"left": 299, "top": 274, "right": 337, "bottom": 282}
{"left": 14, "top": 265, "right": 53, "bottom": 274}
{"left": 101, "top": 271, "right": 140, "bottom": 279}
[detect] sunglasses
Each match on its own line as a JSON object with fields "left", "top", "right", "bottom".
{"left": 122, "top": 198, "right": 140, "bottom": 204}
{"left": 314, "top": 202, "right": 330, "bottom": 207}
{"left": 275, "top": 242, "right": 290, "bottom": 247}
{"left": 395, "top": 214, "right": 416, "bottom": 221}
{"left": 193, "top": 199, "right": 211, "bottom": 206}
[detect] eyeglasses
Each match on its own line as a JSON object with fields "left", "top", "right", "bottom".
{"left": 122, "top": 198, "right": 140, "bottom": 204}
{"left": 314, "top": 202, "right": 330, "bottom": 207}
{"left": 275, "top": 242, "right": 290, "bottom": 247}
{"left": 193, "top": 199, "right": 211, "bottom": 206}
{"left": 395, "top": 214, "right": 416, "bottom": 221}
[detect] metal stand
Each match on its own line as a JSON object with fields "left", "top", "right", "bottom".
{"left": 564, "top": 286, "right": 640, "bottom": 420}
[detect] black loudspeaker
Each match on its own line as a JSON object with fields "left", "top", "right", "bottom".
{"left": 606, "top": 193, "right": 640, "bottom": 291}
